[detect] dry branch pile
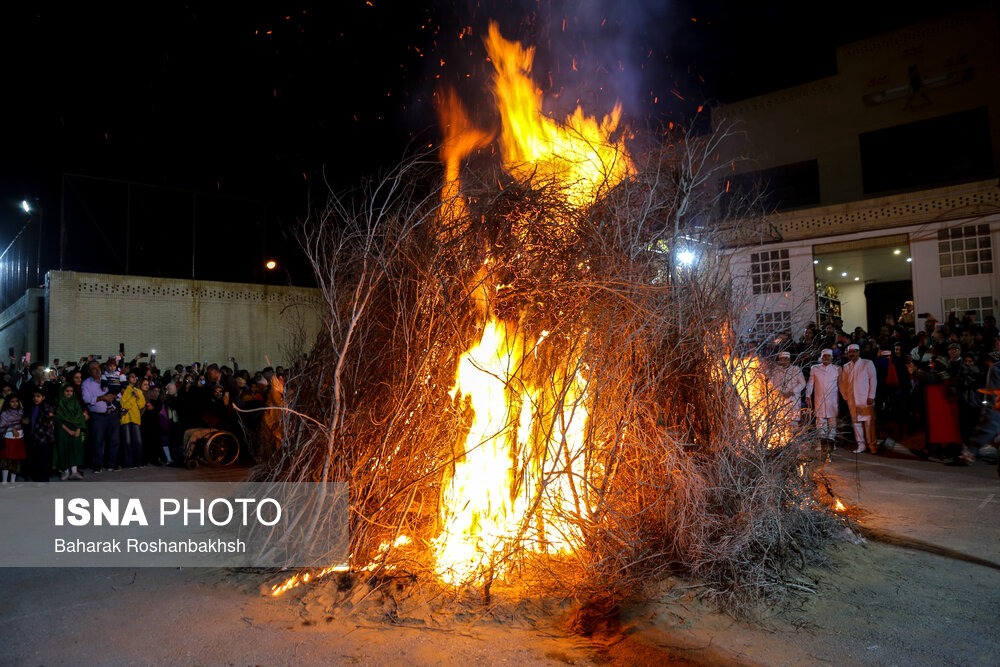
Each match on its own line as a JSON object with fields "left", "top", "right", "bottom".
{"left": 254, "top": 129, "right": 842, "bottom": 615}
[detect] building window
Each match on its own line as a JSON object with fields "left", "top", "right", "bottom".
{"left": 938, "top": 225, "right": 992, "bottom": 277}
{"left": 942, "top": 296, "right": 993, "bottom": 324}
{"left": 723, "top": 160, "right": 821, "bottom": 213}
{"left": 750, "top": 249, "right": 790, "bottom": 294}
{"left": 750, "top": 310, "right": 792, "bottom": 341}
{"left": 860, "top": 107, "right": 994, "bottom": 195}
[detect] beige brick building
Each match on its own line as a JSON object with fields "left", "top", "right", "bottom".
{"left": 717, "top": 5, "right": 1000, "bottom": 338}
{"left": 0, "top": 271, "right": 322, "bottom": 370}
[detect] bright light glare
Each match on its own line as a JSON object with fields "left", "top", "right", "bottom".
{"left": 677, "top": 250, "right": 695, "bottom": 265}
{"left": 906, "top": 257, "right": 912, "bottom": 263}
{"left": 841, "top": 272, "right": 847, "bottom": 277}
{"left": 893, "top": 249, "right": 901, "bottom": 255}
{"left": 21, "top": 200, "right": 30, "bottom": 213}
{"left": 813, "top": 259, "right": 819, "bottom": 264}
{"left": 854, "top": 276, "right": 860, "bottom": 281}
{"left": 826, "top": 266, "right": 832, "bottom": 271}
{"left": 265, "top": 260, "right": 277, "bottom": 270}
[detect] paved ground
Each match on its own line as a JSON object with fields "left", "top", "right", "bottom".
{"left": 825, "top": 440, "right": 999, "bottom": 562}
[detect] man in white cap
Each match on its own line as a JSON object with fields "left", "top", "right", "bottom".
{"left": 770, "top": 351, "right": 806, "bottom": 438}
{"left": 806, "top": 349, "right": 841, "bottom": 457}
{"left": 840, "top": 343, "right": 877, "bottom": 453}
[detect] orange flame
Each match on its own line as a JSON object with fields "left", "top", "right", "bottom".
{"left": 431, "top": 23, "right": 630, "bottom": 586}
{"left": 484, "top": 22, "right": 633, "bottom": 207}
{"left": 436, "top": 87, "right": 493, "bottom": 226}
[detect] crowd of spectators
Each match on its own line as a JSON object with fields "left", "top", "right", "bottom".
{"left": 761, "top": 308, "right": 1000, "bottom": 466}
{"left": 0, "top": 351, "right": 285, "bottom": 483}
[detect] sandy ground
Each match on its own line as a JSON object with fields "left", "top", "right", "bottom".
{"left": 2, "top": 449, "right": 998, "bottom": 666}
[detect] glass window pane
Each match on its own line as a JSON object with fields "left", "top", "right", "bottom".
{"left": 781, "top": 260, "right": 790, "bottom": 270}
{"left": 968, "top": 251, "right": 979, "bottom": 263}
{"left": 941, "top": 266, "right": 952, "bottom": 277}
{"left": 953, "top": 240, "right": 964, "bottom": 251}
{"left": 982, "top": 250, "right": 993, "bottom": 261}
{"left": 979, "top": 224, "right": 990, "bottom": 235}
{"left": 983, "top": 263, "right": 993, "bottom": 274}
{"left": 938, "top": 242, "right": 950, "bottom": 253}
{"left": 951, "top": 228, "right": 963, "bottom": 238}
{"left": 968, "top": 238, "right": 979, "bottom": 250}
{"left": 983, "top": 236, "right": 992, "bottom": 248}
{"left": 939, "top": 230, "right": 950, "bottom": 240}
{"left": 954, "top": 265, "right": 966, "bottom": 276}
{"left": 965, "top": 226, "right": 977, "bottom": 237}
{"left": 969, "top": 265, "right": 980, "bottom": 275}
{"left": 944, "top": 299, "right": 956, "bottom": 310}
{"left": 985, "top": 309, "right": 994, "bottom": 319}
{"left": 969, "top": 297, "right": 981, "bottom": 308}
{"left": 958, "top": 298, "right": 968, "bottom": 310}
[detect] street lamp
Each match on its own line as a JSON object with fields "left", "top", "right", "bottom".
{"left": 265, "top": 260, "right": 277, "bottom": 270}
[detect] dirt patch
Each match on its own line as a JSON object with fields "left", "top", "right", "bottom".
{"left": 3, "top": 529, "right": 998, "bottom": 666}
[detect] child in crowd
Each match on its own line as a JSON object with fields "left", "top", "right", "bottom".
{"left": 29, "top": 388, "right": 56, "bottom": 481}
{"left": 54, "top": 383, "right": 86, "bottom": 480}
{"left": 0, "top": 395, "right": 26, "bottom": 483}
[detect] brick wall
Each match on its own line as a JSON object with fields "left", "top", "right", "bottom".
{"left": 0, "top": 288, "right": 45, "bottom": 363}
{"left": 45, "top": 271, "right": 322, "bottom": 371}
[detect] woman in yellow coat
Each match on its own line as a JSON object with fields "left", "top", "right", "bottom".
{"left": 120, "top": 371, "right": 146, "bottom": 468}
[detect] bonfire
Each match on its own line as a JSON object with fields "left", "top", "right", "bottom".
{"left": 258, "top": 22, "right": 839, "bottom": 615}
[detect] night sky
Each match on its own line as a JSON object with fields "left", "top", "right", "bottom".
{"left": 0, "top": 1, "right": 977, "bottom": 285}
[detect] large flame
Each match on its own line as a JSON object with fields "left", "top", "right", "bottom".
{"left": 484, "top": 22, "right": 632, "bottom": 207}
{"left": 432, "top": 23, "right": 631, "bottom": 586}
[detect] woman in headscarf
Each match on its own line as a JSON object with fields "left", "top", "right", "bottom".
{"left": 54, "top": 383, "right": 86, "bottom": 479}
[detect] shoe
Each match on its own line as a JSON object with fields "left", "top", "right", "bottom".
{"left": 853, "top": 445, "right": 867, "bottom": 454}
{"left": 60, "top": 470, "right": 69, "bottom": 481}
{"left": 70, "top": 472, "right": 83, "bottom": 480}
{"left": 93, "top": 467, "right": 103, "bottom": 474}
{"left": 109, "top": 466, "right": 121, "bottom": 471}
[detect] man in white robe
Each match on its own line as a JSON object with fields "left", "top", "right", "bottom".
{"left": 840, "top": 343, "right": 878, "bottom": 453}
{"left": 770, "top": 351, "right": 806, "bottom": 435}
{"left": 806, "top": 349, "right": 841, "bottom": 455}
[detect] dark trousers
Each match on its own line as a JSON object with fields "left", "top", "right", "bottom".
{"left": 30, "top": 437, "right": 54, "bottom": 481}
{"left": 90, "top": 411, "right": 120, "bottom": 469}
{"left": 121, "top": 422, "right": 142, "bottom": 468}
